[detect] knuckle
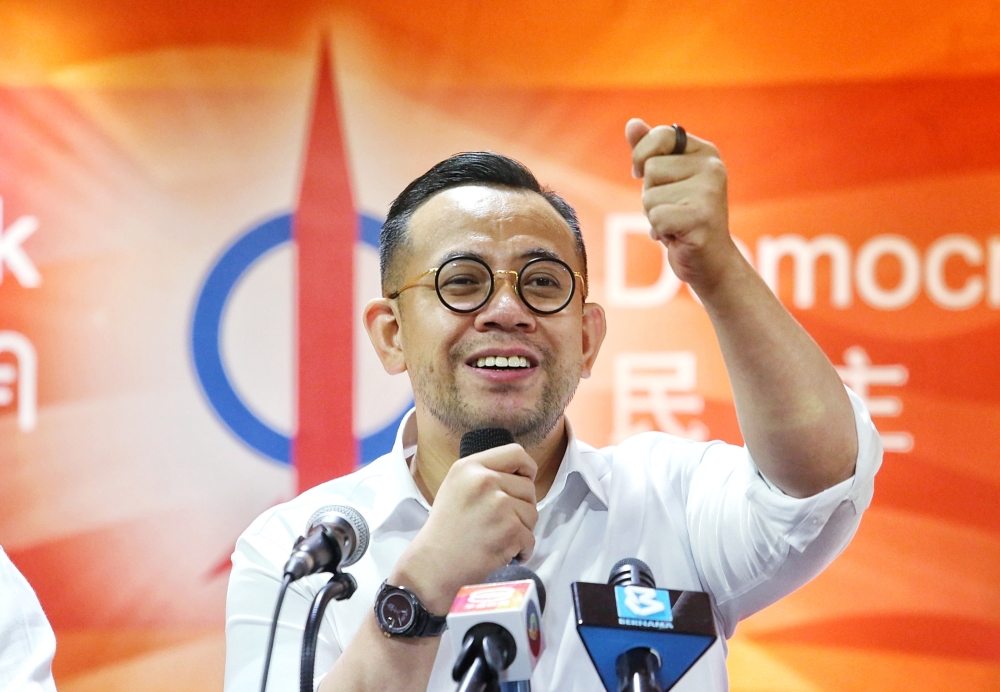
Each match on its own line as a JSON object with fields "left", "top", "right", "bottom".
{"left": 453, "top": 456, "right": 473, "bottom": 474}
{"left": 641, "top": 189, "right": 658, "bottom": 210}
{"left": 472, "top": 470, "right": 495, "bottom": 495}
{"left": 526, "top": 506, "right": 539, "bottom": 529}
{"left": 502, "top": 519, "right": 523, "bottom": 545}
{"left": 704, "top": 155, "right": 727, "bottom": 178}
{"left": 494, "top": 488, "right": 514, "bottom": 513}
{"left": 522, "top": 531, "right": 536, "bottom": 555}
{"left": 649, "top": 205, "right": 674, "bottom": 229}
{"left": 691, "top": 206, "right": 713, "bottom": 228}
{"left": 522, "top": 450, "right": 538, "bottom": 470}
{"left": 649, "top": 155, "right": 674, "bottom": 178}
{"left": 649, "top": 124, "right": 674, "bottom": 142}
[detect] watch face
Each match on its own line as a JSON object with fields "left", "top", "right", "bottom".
{"left": 379, "top": 591, "right": 416, "bottom": 634}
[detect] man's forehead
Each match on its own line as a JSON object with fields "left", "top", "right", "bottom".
{"left": 407, "top": 184, "right": 576, "bottom": 261}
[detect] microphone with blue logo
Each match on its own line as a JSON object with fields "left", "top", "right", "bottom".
{"left": 572, "top": 558, "right": 717, "bottom": 692}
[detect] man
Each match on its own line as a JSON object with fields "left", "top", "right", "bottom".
{"left": 0, "top": 547, "right": 58, "bottom": 692}
{"left": 225, "top": 120, "right": 881, "bottom": 691}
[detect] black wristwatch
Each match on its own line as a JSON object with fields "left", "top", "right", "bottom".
{"left": 374, "top": 581, "right": 448, "bottom": 638}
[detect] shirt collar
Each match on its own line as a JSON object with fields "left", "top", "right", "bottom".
{"left": 537, "top": 416, "right": 608, "bottom": 511}
{"left": 363, "top": 409, "right": 430, "bottom": 534}
{"left": 365, "top": 410, "right": 609, "bottom": 534}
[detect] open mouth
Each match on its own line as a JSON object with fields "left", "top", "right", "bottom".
{"left": 472, "top": 355, "right": 532, "bottom": 369}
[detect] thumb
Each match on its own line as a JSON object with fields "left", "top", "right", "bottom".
{"left": 625, "top": 117, "right": 651, "bottom": 150}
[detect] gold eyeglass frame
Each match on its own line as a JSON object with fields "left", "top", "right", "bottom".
{"left": 386, "top": 255, "right": 587, "bottom": 315}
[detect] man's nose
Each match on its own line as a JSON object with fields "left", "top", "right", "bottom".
{"left": 475, "top": 274, "right": 534, "bottom": 330}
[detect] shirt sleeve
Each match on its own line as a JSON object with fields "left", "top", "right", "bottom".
{"left": 224, "top": 514, "right": 344, "bottom": 692}
{"left": 0, "top": 548, "right": 57, "bottom": 692}
{"left": 683, "top": 386, "right": 882, "bottom": 637}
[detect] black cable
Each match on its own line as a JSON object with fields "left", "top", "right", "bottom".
{"left": 299, "top": 574, "right": 356, "bottom": 692}
{"left": 260, "top": 573, "right": 293, "bottom": 692}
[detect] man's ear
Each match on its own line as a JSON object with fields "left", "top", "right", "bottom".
{"left": 580, "top": 301, "right": 607, "bottom": 379}
{"left": 363, "top": 298, "right": 407, "bottom": 375}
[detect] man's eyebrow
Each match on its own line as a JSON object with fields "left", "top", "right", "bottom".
{"left": 438, "top": 249, "right": 487, "bottom": 264}
{"left": 435, "top": 247, "right": 564, "bottom": 265}
{"left": 518, "top": 248, "right": 562, "bottom": 262}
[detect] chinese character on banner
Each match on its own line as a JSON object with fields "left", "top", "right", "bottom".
{"left": 612, "top": 352, "right": 708, "bottom": 443}
{"left": 835, "top": 346, "right": 912, "bottom": 453}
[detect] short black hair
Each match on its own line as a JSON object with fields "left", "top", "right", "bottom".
{"left": 379, "top": 151, "right": 587, "bottom": 292}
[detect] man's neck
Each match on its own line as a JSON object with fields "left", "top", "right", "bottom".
{"left": 409, "top": 411, "right": 567, "bottom": 504}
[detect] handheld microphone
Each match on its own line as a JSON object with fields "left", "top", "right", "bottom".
{"left": 460, "top": 427, "right": 533, "bottom": 568}
{"left": 573, "top": 558, "right": 717, "bottom": 692}
{"left": 283, "top": 504, "right": 370, "bottom": 581}
{"left": 460, "top": 428, "right": 515, "bottom": 458}
{"left": 449, "top": 563, "right": 546, "bottom": 692}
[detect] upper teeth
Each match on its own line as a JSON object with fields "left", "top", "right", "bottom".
{"left": 476, "top": 356, "right": 529, "bottom": 368}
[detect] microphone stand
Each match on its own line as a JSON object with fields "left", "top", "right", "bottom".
{"left": 616, "top": 647, "right": 664, "bottom": 692}
{"left": 454, "top": 627, "right": 513, "bottom": 692}
{"left": 456, "top": 656, "right": 497, "bottom": 692}
{"left": 499, "top": 682, "right": 530, "bottom": 692}
{"left": 299, "top": 569, "right": 358, "bottom": 692}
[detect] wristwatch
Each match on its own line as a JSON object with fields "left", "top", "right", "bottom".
{"left": 374, "top": 581, "right": 448, "bottom": 638}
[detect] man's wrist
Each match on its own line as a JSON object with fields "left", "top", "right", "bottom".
{"left": 687, "top": 241, "right": 757, "bottom": 308}
{"left": 374, "top": 581, "right": 449, "bottom": 638}
{"left": 388, "top": 552, "right": 456, "bottom": 617}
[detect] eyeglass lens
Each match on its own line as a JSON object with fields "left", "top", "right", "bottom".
{"left": 436, "top": 257, "right": 575, "bottom": 313}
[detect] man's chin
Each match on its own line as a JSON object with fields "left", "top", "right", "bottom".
{"left": 451, "top": 406, "right": 563, "bottom": 447}
{"left": 420, "top": 367, "right": 577, "bottom": 446}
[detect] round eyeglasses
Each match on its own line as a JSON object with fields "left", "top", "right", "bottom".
{"left": 387, "top": 255, "right": 586, "bottom": 315}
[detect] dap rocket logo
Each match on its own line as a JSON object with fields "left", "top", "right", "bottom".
{"left": 190, "top": 45, "right": 412, "bottom": 489}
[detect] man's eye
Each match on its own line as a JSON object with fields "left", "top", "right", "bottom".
{"left": 440, "top": 274, "right": 487, "bottom": 295}
{"left": 525, "top": 274, "right": 562, "bottom": 289}
{"left": 442, "top": 274, "right": 483, "bottom": 286}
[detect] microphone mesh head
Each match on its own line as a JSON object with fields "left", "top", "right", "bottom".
{"left": 305, "top": 504, "right": 370, "bottom": 567}
{"left": 460, "top": 428, "right": 514, "bottom": 458}
{"left": 486, "top": 562, "right": 547, "bottom": 613}
{"left": 608, "top": 557, "right": 656, "bottom": 589}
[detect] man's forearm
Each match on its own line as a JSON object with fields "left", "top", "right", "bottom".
{"left": 318, "top": 441, "right": 540, "bottom": 692}
{"left": 625, "top": 119, "right": 859, "bottom": 497}
{"left": 696, "top": 246, "right": 858, "bottom": 498}
{"left": 320, "top": 614, "right": 440, "bottom": 692}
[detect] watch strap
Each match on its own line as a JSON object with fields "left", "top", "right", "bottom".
{"left": 412, "top": 602, "right": 448, "bottom": 637}
{"left": 375, "top": 581, "right": 448, "bottom": 638}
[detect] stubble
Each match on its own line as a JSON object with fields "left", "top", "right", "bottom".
{"left": 410, "top": 341, "right": 580, "bottom": 447}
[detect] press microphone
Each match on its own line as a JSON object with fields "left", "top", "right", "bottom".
{"left": 449, "top": 563, "right": 546, "bottom": 692}
{"left": 283, "top": 504, "right": 370, "bottom": 581}
{"left": 460, "top": 428, "right": 515, "bottom": 458}
{"left": 573, "top": 558, "right": 717, "bottom": 692}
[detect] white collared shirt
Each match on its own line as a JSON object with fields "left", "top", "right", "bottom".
{"left": 0, "top": 547, "right": 57, "bottom": 692}
{"left": 225, "top": 387, "right": 881, "bottom": 692}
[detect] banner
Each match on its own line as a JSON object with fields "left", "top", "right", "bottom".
{"left": 1, "top": 3, "right": 998, "bottom": 690}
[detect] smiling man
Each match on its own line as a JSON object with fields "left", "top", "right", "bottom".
{"left": 224, "top": 120, "right": 882, "bottom": 692}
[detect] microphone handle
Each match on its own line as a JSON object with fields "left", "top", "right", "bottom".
{"left": 625, "top": 672, "right": 661, "bottom": 692}
{"left": 499, "top": 682, "right": 530, "bottom": 692}
{"left": 456, "top": 656, "right": 496, "bottom": 692}
{"left": 616, "top": 647, "right": 663, "bottom": 692}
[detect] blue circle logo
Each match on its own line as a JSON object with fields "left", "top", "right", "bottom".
{"left": 190, "top": 212, "right": 410, "bottom": 466}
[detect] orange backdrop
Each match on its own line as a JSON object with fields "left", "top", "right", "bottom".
{"left": 1, "top": 2, "right": 998, "bottom": 691}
